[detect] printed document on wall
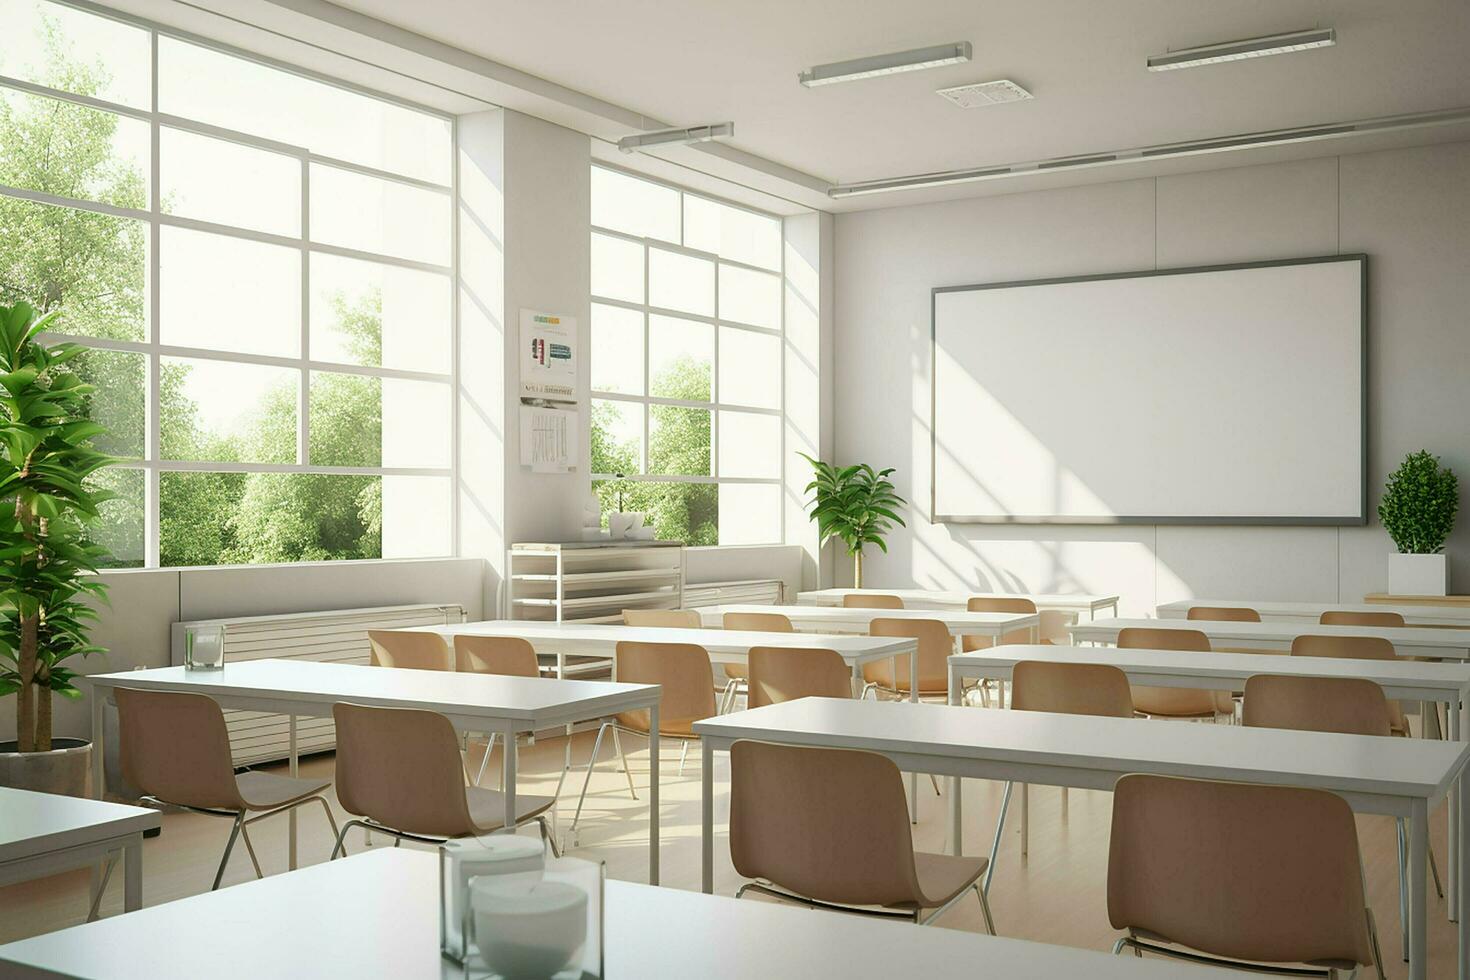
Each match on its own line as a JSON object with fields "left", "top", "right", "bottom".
{"left": 520, "top": 310, "right": 578, "bottom": 402}
{"left": 520, "top": 404, "right": 578, "bottom": 472}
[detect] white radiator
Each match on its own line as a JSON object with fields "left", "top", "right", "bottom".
{"left": 683, "top": 579, "right": 785, "bottom": 607}
{"left": 169, "top": 603, "right": 466, "bottom": 767}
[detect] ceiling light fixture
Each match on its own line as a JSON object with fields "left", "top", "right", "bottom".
{"left": 799, "top": 42, "right": 972, "bottom": 87}
{"left": 1147, "top": 28, "right": 1335, "bottom": 72}
{"left": 617, "top": 122, "right": 735, "bottom": 154}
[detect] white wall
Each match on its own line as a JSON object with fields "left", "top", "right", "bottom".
{"left": 458, "top": 109, "right": 593, "bottom": 614}
{"left": 833, "top": 143, "right": 1470, "bottom": 613}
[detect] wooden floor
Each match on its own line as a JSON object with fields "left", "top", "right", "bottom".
{"left": 0, "top": 727, "right": 1458, "bottom": 976}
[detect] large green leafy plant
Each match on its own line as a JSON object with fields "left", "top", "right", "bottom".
{"left": 0, "top": 303, "right": 115, "bottom": 752}
{"left": 1379, "top": 450, "right": 1459, "bottom": 554}
{"left": 799, "top": 454, "right": 907, "bottom": 588}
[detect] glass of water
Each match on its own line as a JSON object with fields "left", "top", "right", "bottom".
{"left": 184, "top": 624, "right": 226, "bottom": 671}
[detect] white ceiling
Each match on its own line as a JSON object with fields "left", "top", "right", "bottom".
{"left": 326, "top": 0, "right": 1469, "bottom": 181}
{"left": 111, "top": 0, "right": 1470, "bottom": 212}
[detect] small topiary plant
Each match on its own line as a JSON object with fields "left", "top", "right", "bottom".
{"left": 1378, "top": 450, "right": 1458, "bottom": 554}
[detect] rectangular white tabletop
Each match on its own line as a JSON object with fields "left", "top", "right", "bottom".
{"left": 948, "top": 643, "right": 1470, "bottom": 708}
{"left": 1071, "top": 617, "right": 1470, "bottom": 660}
{"left": 0, "top": 848, "right": 1246, "bottom": 979}
{"left": 797, "top": 588, "right": 1119, "bottom": 615}
{"left": 693, "top": 697, "right": 1470, "bottom": 980}
{"left": 1158, "top": 598, "right": 1470, "bottom": 628}
{"left": 86, "top": 659, "right": 658, "bottom": 731}
{"left": 415, "top": 619, "right": 918, "bottom": 668}
{"left": 0, "top": 787, "right": 158, "bottom": 865}
{"left": 696, "top": 603, "right": 1039, "bottom": 638}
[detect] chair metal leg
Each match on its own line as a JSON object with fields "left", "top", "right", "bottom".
{"left": 976, "top": 883, "right": 996, "bottom": 935}
{"left": 984, "top": 781, "right": 1014, "bottom": 897}
{"left": 238, "top": 821, "right": 265, "bottom": 880}
{"left": 535, "top": 816, "right": 562, "bottom": 859}
{"left": 211, "top": 811, "right": 247, "bottom": 891}
{"left": 1366, "top": 907, "right": 1387, "bottom": 980}
{"left": 678, "top": 740, "right": 690, "bottom": 776}
{"left": 611, "top": 727, "right": 637, "bottom": 800}
{"left": 569, "top": 722, "right": 611, "bottom": 836}
{"left": 1430, "top": 840, "right": 1445, "bottom": 899}
{"left": 928, "top": 773, "right": 942, "bottom": 796}
{"left": 86, "top": 852, "right": 119, "bottom": 921}
{"left": 475, "top": 732, "right": 498, "bottom": 788}
{"left": 315, "top": 796, "right": 344, "bottom": 858}
{"left": 331, "top": 818, "right": 369, "bottom": 860}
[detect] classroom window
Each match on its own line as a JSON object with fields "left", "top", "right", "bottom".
{"left": 0, "top": 0, "right": 455, "bottom": 568}
{"left": 589, "top": 165, "right": 784, "bottom": 546}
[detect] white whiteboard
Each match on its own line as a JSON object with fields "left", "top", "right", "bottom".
{"left": 931, "top": 256, "right": 1365, "bottom": 524}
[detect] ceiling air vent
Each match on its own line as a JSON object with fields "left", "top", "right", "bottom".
{"left": 936, "top": 79, "right": 1033, "bottom": 109}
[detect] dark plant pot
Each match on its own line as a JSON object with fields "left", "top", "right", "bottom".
{"left": 0, "top": 738, "right": 92, "bottom": 798}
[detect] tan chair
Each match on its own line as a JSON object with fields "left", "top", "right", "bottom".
{"left": 842, "top": 593, "right": 904, "bottom": 609}
{"left": 1116, "top": 627, "right": 1233, "bottom": 721}
{"left": 1186, "top": 605, "right": 1262, "bottom": 622}
{"left": 747, "top": 646, "right": 852, "bottom": 708}
{"left": 997, "top": 662, "right": 1135, "bottom": 865}
{"left": 720, "top": 611, "right": 794, "bottom": 713}
{"left": 864, "top": 617, "right": 952, "bottom": 700}
{"left": 568, "top": 641, "right": 719, "bottom": 843}
{"left": 1291, "top": 635, "right": 1411, "bottom": 736}
{"left": 1322, "top": 610, "right": 1405, "bottom": 628}
{"left": 116, "top": 687, "right": 341, "bottom": 892}
{"left": 622, "top": 608, "right": 703, "bottom": 628}
{"left": 453, "top": 635, "right": 541, "bottom": 786}
{"left": 962, "top": 596, "right": 1037, "bottom": 706}
{"left": 1242, "top": 672, "right": 1430, "bottom": 964}
{"left": 330, "top": 702, "right": 557, "bottom": 858}
{"left": 729, "top": 740, "right": 995, "bottom": 931}
{"left": 1108, "top": 773, "right": 1382, "bottom": 978}
{"left": 367, "top": 629, "right": 453, "bottom": 671}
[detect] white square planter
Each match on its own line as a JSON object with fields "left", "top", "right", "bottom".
{"left": 1388, "top": 553, "right": 1449, "bottom": 596}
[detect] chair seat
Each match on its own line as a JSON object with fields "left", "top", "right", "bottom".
{"left": 616, "top": 712, "right": 703, "bottom": 738}
{"left": 910, "top": 852, "right": 989, "bottom": 908}
{"left": 466, "top": 787, "right": 556, "bottom": 833}
{"left": 236, "top": 771, "right": 333, "bottom": 812}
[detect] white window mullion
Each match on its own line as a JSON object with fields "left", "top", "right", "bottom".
{"left": 298, "top": 155, "right": 310, "bottom": 466}
{"left": 144, "top": 26, "right": 162, "bottom": 569}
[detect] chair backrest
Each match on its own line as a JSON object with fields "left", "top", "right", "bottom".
{"left": 867, "top": 617, "right": 952, "bottom": 693}
{"left": 748, "top": 647, "right": 852, "bottom": 708}
{"left": 614, "top": 641, "right": 718, "bottom": 733}
{"left": 1187, "top": 606, "right": 1262, "bottom": 623}
{"left": 623, "top": 608, "right": 703, "bottom": 628}
{"left": 842, "top": 593, "right": 904, "bottom": 609}
{"left": 453, "top": 634, "right": 539, "bottom": 677}
{"left": 1291, "top": 634, "right": 1398, "bottom": 662}
{"left": 963, "top": 596, "right": 1038, "bottom": 652}
{"left": 1116, "top": 627, "right": 1211, "bottom": 652}
{"left": 1116, "top": 627, "right": 1222, "bottom": 717}
{"left": 332, "top": 702, "right": 476, "bottom": 837}
{"left": 1321, "top": 610, "right": 1404, "bottom": 628}
{"left": 730, "top": 740, "right": 924, "bottom": 908}
{"left": 723, "top": 611, "right": 794, "bottom": 633}
{"left": 367, "top": 630, "right": 452, "bottom": 671}
{"left": 1011, "top": 661, "right": 1134, "bottom": 718}
{"left": 1108, "top": 774, "right": 1374, "bottom": 969}
{"left": 1241, "top": 675, "right": 1392, "bottom": 736}
{"left": 115, "top": 687, "right": 243, "bottom": 810}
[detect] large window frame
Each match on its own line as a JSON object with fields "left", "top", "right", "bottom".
{"left": 590, "top": 163, "right": 786, "bottom": 547}
{"left": 0, "top": 0, "right": 459, "bottom": 569}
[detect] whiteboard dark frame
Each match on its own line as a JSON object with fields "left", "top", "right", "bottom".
{"left": 929, "top": 253, "right": 1369, "bottom": 526}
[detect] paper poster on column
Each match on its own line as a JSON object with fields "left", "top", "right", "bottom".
{"left": 520, "top": 404, "right": 578, "bottom": 472}
{"left": 520, "top": 310, "right": 578, "bottom": 402}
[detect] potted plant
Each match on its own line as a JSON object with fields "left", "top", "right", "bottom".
{"left": 0, "top": 302, "right": 116, "bottom": 796}
{"left": 798, "top": 454, "right": 907, "bottom": 588}
{"left": 1379, "top": 450, "right": 1459, "bottom": 596}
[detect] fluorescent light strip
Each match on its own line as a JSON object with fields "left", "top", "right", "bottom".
{"left": 617, "top": 122, "right": 734, "bottom": 154}
{"left": 1147, "top": 28, "right": 1335, "bottom": 72}
{"left": 827, "top": 105, "right": 1470, "bottom": 198}
{"left": 799, "top": 42, "right": 972, "bottom": 87}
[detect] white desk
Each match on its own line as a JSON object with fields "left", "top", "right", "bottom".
{"left": 696, "top": 603, "right": 1040, "bottom": 644}
{"left": 1158, "top": 598, "right": 1470, "bottom": 629}
{"left": 693, "top": 697, "right": 1470, "bottom": 980}
{"left": 0, "top": 847, "right": 1247, "bottom": 979}
{"left": 0, "top": 786, "right": 159, "bottom": 920}
{"left": 415, "top": 619, "right": 921, "bottom": 700}
{"left": 798, "top": 587, "right": 1120, "bottom": 618}
{"left": 85, "top": 660, "right": 663, "bottom": 883}
{"left": 1072, "top": 617, "right": 1470, "bottom": 661}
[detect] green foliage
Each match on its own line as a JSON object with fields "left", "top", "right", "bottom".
{"left": 798, "top": 454, "right": 907, "bottom": 557}
{"left": 1379, "top": 450, "right": 1459, "bottom": 554}
{"left": 591, "top": 355, "right": 718, "bottom": 545}
{"left": 0, "top": 301, "right": 118, "bottom": 750}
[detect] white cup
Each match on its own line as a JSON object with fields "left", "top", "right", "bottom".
{"left": 472, "top": 879, "right": 588, "bottom": 979}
